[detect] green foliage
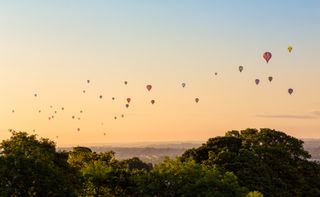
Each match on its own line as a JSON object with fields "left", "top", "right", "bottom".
{"left": 246, "top": 191, "right": 264, "bottom": 197}
{"left": 2, "top": 129, "right": 319, "bottom": 197}
{"left": 0, "top": 131, "right": 78, "bottom": 197}
{"left": 135, "top": 158, "right": 249, "bottom": 197}
{"left": 181, "top": 128, "right": 320, "bottom": 197}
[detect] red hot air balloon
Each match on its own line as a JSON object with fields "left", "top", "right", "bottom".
{"left": 268, "top": 76, "right": 273, "bottom": 82}
{"left": 195, "top": 98, "right": 199, "bottom": 103}
{"left": 146, "top": 85, "right": 152, "bottom": 91}
{"left": 263, "top": 52, "right": 272, "bottom": 63}
{"left": 127, "top": 98, "right": 131, "bottom": 103}
{"left": 288, "top": 88, "right": 293, "bottom": 95}
{"left": 255, "top": 79, "right": 260, "bottom": 85}
{"left": 151, "top": 100, "right": 155, "bottom": 105}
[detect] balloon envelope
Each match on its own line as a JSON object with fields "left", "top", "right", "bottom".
{"left": 182, "top": 83, "right": 186, "bottom": 88}
{"left": 255, "top": 79, "right": 260, "bottom": 85}
{"left": 151, "top": 100, "right": 155, "bottom": 104}
{"left": 263, "top": 52, "right": 272, "bottom": 63}
{"left": 239, "top": 66, "right": 243, "bottom": 72}
{"left": 268, "top": 76, "right": 273, "bottom": 82}
{"left": 127, "top": 98, "right": 131, "bottom": 103}
{"left": 288, "top": 46, "right": 293, "bottom": 53}
{"left": 288, "top": 88, "right": 294, "bottom": 95}
{"left": 195, "top": 98, "right": 199, "bottom": 103}
{"left": 146, "top": 85, "right": 152, "bottom": 91}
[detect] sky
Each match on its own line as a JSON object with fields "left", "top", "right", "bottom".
{"left": 0, "top": 1, "right": 320, "bottom": 146}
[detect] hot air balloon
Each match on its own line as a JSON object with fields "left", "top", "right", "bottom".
{"left": 182, "top": 83, "right": 186, "bottom": 88}
{"left": 83, "top": 90, "right": 86, "bottom": 94}
{"left": 87, "top": 80, "right": 90, "bottom": 84}
{"left": 38, "top": 110, "right": 41, "bottom": 113}
{"left": 61, "top": 107, "right": 64, "bottom": 110}
{"left": 288, "top": 88, "right": 294, "bottom": 95}
{"left": 48, "top": 117, "right": 51, "bottom": 120}
{"left": 80, "top": 110, "right": 83, "bottom": 113}
{"left": 239, "top": 66, "right": 244, "bottom": 73}
{"left": 50, "top": 105, "right": 53, "bottom": 108}
{"left": 34, "top": 94, "right": 37, "bottom": 97}
{"left": 255, "top": 79, "right": 260, "bottom": 85}
{"left": 77, "top": 128, "right": 80, "bottom": 132}
{"left": 151, "top": 100, "right": 155, "bottom": 105}
{"left": 112, "top": 97, "right": 115, "bottom": 100}
{"left": 288, "top": 46, "right": 293, "bottom": 53}
{"left": 195, "top": 98, "right": 199, "bottom": 103}
{"left": 125, "top": 104, "right": 129, "bottom": 108}
{"left": 99, "top": 95, "right": 103, "bottom": 99}
{"left": 268, "top": 76, "right": 273, "bottom": 82}
{"left": 12, "top": 110, "right": 15, "bottom": 113}
{"left": 263, "top": 52, "right": 272, "bottom": 63}
{"left": 72, "top": 116, "right": 75, "bottom": 119}
{"left": 54, "top": 111, "right": 57, "bottom": 114}
{"left": 124, "top": 81, "right": 128, "bottom": 85}
{"left": 146, "top": 85, "right": 152, "bottom": 91}
{"left": 121, "top": 114, "right": 124, "bottom": 118}
{"left": 114, "top": 116, "right": 117, "bottom": 120}
{"left": 103, "top": 132, "right": 106, "bottom": 136}
{"left": 77, "top": 117, "right": 81, "bottom": 120}
{"left": 127, "top": 98, "right": 131, "bottom": 103}
{"left": 214, "top": 72, "right": 218, "bottom": 76}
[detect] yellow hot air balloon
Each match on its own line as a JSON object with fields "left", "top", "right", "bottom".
{"left": 288, "top": 46, "right": 293, "bottom": 53}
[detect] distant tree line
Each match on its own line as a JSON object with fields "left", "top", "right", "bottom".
{"left": 0, "top": 128, "right": 319, "bottom": 196}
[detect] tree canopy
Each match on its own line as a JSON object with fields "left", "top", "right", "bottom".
{"left": 1, "top": 128, "right": 319, "bottom": 196}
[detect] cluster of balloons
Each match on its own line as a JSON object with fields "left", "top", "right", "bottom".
{"left": 9, "top": 45, "right": 296, "bottom": 138}
{"left": 240, "top": 47, "right": 294, "bottom": 95}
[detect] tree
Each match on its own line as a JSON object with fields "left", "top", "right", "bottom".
{"left": 135, "top": 158, "right": 250, "bottom": 197}
{"left": 181, "top": 128, "right": 320, "bottom": 197}
{"left": 0, "top": 131, "right": 78, "bottom": 196}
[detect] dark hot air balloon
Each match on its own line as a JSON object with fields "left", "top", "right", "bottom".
{"left": 255, "top": 79, "right": 260, "bottom": 85}
{"left": 195, "top": 98, "right": 199, "bottom": 103}
{"left": 182, "top": 83, "right": 186, "bottom": 88}
{"left": 263, "top": 52, "right": 272, "bottom": 63}
{"left": 239, "top": 66, "right": 244, "bottom": 73}
{"left": 288, "top": 88, "right": 294, "bottom": 95}
{"left": 268, "top": 76, "right": 273, "bottom": 82}
{"left": 151, "top": 100, "right": 155, "bottom": 105}
{"left": 146, "top": 85, "right": 152, "bottom": 91}
{"left": 127, "top": 98, "right": 131, "bottom": 103}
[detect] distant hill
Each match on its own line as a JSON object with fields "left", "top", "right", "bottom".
{"left": 59, "top": 139, "right": 320, "bottom": 164}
